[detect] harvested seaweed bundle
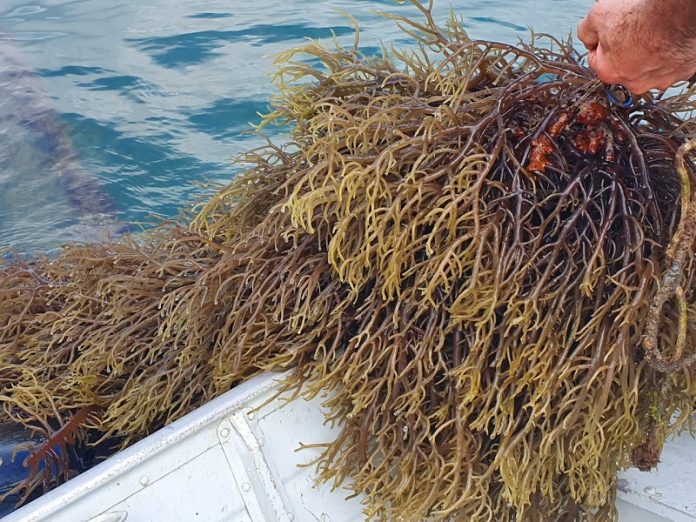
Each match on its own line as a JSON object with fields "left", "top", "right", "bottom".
{"left": 2, "top": 2, "right": 696, "bottom": 519}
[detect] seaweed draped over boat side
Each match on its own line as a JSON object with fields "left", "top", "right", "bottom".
{"left": 2, "top": 2, "right": 696, "bottom": 520}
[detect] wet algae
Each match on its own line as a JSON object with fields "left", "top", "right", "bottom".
{"left": 2, "top": 2, "right": 696, "bottom": 520}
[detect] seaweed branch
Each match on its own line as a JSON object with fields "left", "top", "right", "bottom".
{"left": 642, "top": 138, "right": 696, "bottom": 373}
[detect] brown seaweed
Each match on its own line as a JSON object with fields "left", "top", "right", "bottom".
{"left": 1, "top": 2, "right": 696, "bottom": 520}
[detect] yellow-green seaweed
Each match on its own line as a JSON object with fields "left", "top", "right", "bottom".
{"left": 2, "top": 2, "right": 696, "bottom": 520}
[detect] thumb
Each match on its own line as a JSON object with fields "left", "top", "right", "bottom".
{"left": 587, "top": 44, "right": 621, "bottom": 85}
{"left": 587, "top": 48, "right": 598, "bottom": 71}
{"left": 577, "top": 15, "right": 599, "bottom": 51}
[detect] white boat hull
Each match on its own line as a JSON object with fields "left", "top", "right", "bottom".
{"left": 3, "top": 372, "right": 695, "bottom": 522}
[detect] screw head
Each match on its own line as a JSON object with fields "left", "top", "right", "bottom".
{"left": 219, "top": 427, "right": 230, "bottom": 438}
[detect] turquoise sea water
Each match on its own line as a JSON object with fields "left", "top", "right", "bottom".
{"left": 0, "top": 0, "right": 590, "bottom": 253}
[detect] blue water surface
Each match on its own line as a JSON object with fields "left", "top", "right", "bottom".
{"left": 0, "top": 0, "right": 590, "bottom": 253}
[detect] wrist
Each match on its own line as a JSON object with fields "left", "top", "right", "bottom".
{"left": 645, "top": 0, "right": 696, "bottom": 72}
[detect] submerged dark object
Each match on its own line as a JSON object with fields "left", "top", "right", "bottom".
{"left": 0, "top": 38, "right": 124, "bottom": 253}
{"left": 1, "top": 2, "right": 696, "bottom": 520}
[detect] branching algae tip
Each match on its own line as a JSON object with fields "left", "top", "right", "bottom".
{"left": 1, "top": 2, "right": 696, "bottom": 520}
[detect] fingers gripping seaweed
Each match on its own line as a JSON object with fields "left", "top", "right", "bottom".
{"left": 2, "top": 2, "right": 696, "bottom": 520}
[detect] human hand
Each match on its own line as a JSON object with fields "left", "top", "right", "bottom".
{"left": 577, "top": 0, "right": 696, "bottom": 94}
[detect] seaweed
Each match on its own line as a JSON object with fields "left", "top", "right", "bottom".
{"left": 0, "top": 370, "right": 100, "bottom": 507}
{"left": 1, "top": 2, "right": 696, "bottom": 520}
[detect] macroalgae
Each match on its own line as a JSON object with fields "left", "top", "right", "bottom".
{"left": 1, "top": 2, "right": 696, "bottom": 520}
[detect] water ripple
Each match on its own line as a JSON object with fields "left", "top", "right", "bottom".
{"left": 130, "top": 24, "right": 355, "bottom": 68}
{"left": 188, "top": 98, "right": 269, "bottom": 141}
{"left": 0, "top": 31, "right": 67, "bottom": 41}
{"left": 2, "top": 5, "right": 47, "bottom": 18}
{"left": 188, "top": 12, "right": 233, "bottom": 20}
{"left": 37, "top": 65, "right": 110, "bottom": 77}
